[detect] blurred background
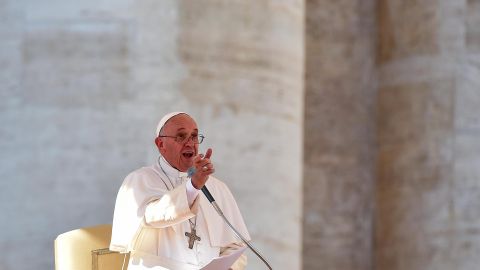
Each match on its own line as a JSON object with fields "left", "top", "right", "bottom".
{"left": 1, "top": 0, "right": 479, "bottom": 270}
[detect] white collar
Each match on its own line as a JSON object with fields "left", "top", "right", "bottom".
{"left": 157, "top": 155, "right": 189, "bottom": 180}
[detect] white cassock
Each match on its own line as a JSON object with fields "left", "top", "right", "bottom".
{"left": 110, "top": 156, "right": 251, "bottom": 270}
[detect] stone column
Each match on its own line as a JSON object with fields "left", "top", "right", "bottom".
{"left": 175, "top": 1, "right": 304, "bottom": 269}
{"left": 303, "top": 0, "right": 377, "bottom": 269}
{"left": 376, "top": 0, "right": 480, "bottom": 269}
{"left": 454, "top": 0, "right": 480, "bottom": 268}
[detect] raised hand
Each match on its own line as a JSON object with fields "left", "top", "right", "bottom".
{"left": 191, "top": 148, "right": 215, "bottom": 189}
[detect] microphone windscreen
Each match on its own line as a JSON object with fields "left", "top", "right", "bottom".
{"left": 187, "top": 167, "right": 196, "bottom": 178}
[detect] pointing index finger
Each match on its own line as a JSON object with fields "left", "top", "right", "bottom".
{"left": 204, "top": 148, "right": 212, "bottom": 159}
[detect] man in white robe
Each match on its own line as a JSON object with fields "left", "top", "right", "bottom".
{"left": 110, "top": 112, "right": 250, "bottom": 270}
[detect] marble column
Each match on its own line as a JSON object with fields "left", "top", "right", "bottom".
{"left": 376, "top": 0, "right": 480, "bottom": 269}
{"left": 303, "top": 0, "right": 377, "bottom": 269}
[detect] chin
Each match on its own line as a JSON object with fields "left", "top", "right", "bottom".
{"left": 184, "top": 162, "right": 193, "bottom": 170}
{"left": 179, "top": 162, "right": 192, "bottom": 172}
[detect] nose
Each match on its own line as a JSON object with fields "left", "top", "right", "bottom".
{"left": 184, "top": 136, "right": 195, "bottom": 146}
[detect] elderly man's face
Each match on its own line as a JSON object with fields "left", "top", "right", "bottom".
{"left": 155, "top": 114, "right": 199, "bottom": 172}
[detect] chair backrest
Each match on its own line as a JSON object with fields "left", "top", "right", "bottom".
{"left": 54, "top": 224, "right": 129, "bottom": 270}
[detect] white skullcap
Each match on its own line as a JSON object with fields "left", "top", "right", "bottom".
{"left": 155, "top": 112, "right": 189, "bottom": 137}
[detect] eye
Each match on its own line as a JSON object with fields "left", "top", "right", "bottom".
{"left": 176, "top": 133, "right": 188, "bottom": 142}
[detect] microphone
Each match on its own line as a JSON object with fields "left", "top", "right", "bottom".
{"left": 187, "top": 165, "right": 273, "bottom": 270}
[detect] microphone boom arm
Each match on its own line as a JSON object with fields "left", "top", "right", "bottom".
{"left": 204, "top": 188, "right": 273, "bottom": 270}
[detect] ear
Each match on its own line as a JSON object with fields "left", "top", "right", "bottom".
{"left": 155, "top": 137, "right": 163, "bottom": 152}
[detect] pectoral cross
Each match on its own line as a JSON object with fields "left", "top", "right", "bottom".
{"left": 185, "top": 228, "right": 201, "bottom": 249}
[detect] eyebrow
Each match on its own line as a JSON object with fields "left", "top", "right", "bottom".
{"left": 175, "top": 128, "right": 198, "bottom": 132}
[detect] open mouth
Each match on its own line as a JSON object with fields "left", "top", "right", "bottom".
{"left": 182, "top": 151, "right": 194, "bottom": 158}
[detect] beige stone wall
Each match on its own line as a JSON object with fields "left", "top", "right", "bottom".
{"left": 1, "top": 1, "right": 143, "bottom": 269}
{"left": 303, "top": 0, "right": 377, "bottom": 269}
{"left": 2, "top": 0, "right": 480, "bottom": 269}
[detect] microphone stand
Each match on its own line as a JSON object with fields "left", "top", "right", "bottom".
{"left": 188, "top": 168, "right": 273, "bottom": 269}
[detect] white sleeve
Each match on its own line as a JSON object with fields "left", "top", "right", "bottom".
{"left": 144, "top": 182, "right": 199, "bottom": 228}
{"left": 186, "top": 179, "right": 200, "bottom": 207}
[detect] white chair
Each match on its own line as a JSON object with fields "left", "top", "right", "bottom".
{"left": 54, "top": 224, "right": 129, "bottom": 270}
